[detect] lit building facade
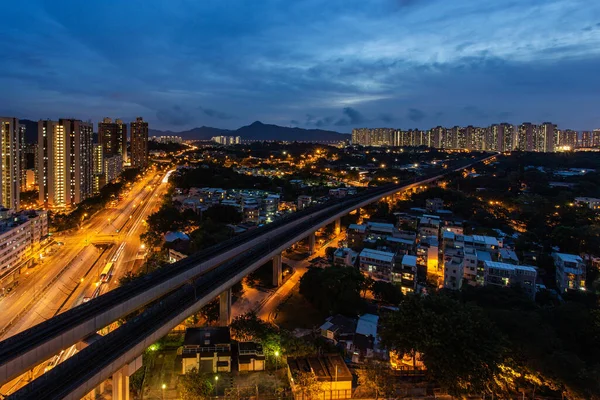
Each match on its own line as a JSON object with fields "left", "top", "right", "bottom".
{"left": 0, "top": 118, "right": 21, "bottom": 210}
{"left": 0, "top": 210, "right": 48, "bottom": 294}
{"left": 38, "top": 119, "right": 93, "bottom": 208}
{"left": 130, "top": 117, "right": 149, "bottom": 169}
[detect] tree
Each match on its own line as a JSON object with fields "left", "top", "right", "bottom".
{"left": 291, "top": 371, "right": 322, "bottom": 399}
{"left": 299, "top": 266, "right": 366, "bottom": 316}
{"left": 371, "top": 281, "right": 403, "bottom": 305}
{"left": 379, "top": 293, "right": 506, "bottom": 396}
{"left": 356, "top": 360, "right": 395, "bottom": 399}
{"left": 178, "top": 368, "right": 213, "bottom": 400}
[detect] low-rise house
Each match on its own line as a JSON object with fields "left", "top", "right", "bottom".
{"left": 418, "top": 216, "right": 440, "bottom": 238}
{"left": 333, "top": 247, "right": 358, "bottom": 267}
{"left": 347, "top": 224, "right": 367, "bottom": 247}
{"left": 498, "top": 248, "right": 519, "bottom": 265}
{"left": 297, "top": 195, "right": 312, "bottom": 210}
{"left": 359, "top": 248, "right": 396, "bottom": 281}
{"left": 483, "top": 261, "right": 537, "bottom": 298}
{"left": 426, "top": 198, "right": 444, "bottom": 212}
{"left": 238, "top": 342, "right": 265, "bottom": 372}
{"left": 287, "top": 355, "right": 353, "bottom": 400}
{"left": 553, "top": 252, "right": 586, "bottom": 292}
{"left": 351, "top": 314, "right": 382, "bottom": 363}
{"left": 319, "top": 315, "right": 357, "bottom": 345}
{"left": 393, "top": 254, "right": 418, "bottom": 294}
{"left": 182, "top": 327, "right": 232, "bottom": 374}
{"left": 443, "top": 248, "right": 464, "bottom": 290}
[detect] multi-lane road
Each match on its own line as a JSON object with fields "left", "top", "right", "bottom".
{"left": 0, "top": 166, "right": 172, "bottom": 396}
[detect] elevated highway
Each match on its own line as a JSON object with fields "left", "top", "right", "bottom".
{"left": 1, "top": 154, "right": 495, "bottom": 396}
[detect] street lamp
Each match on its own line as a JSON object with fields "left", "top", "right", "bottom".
{"left": 161, "top": 383, "right": 166, "bottom": 400}
{"left": 214, "top": 376, "right": 219, "bottom": 396}
{"left": 274, "top": 350, "right": 279, "bottom": 372}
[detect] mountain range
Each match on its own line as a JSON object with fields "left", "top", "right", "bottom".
{"left": 149, "top": 121, "right": 350, "bottom": 142}
{"left": 18, "top": 120, "right": 350, "bottom": 144}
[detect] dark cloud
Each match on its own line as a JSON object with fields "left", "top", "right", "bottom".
{"left": 463, "top": 106, "right": 489, "bottom": 119}
{"left": 201, "top": 107, "right": 233, "bottom": 120}
{"left": 316, "top": 116, "right": 335, "bottom": 127}
{"left": 335, "top": 107, "right": 366, "bottom": 126}
{"left": 407, "top": 108, "right": 426, "bottom": 122}
{"left": 156, "top": 105, "right": 193, "bottom": 126}
{"left": 290, "top": 119, "right": 300, "bottom": 125}
{"left": 379, "top": 113, "right": 395, "bottom": 123}
{"left": 497, "top": 111, "right": 513, "bottom": 120}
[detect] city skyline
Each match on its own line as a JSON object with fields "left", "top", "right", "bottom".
{"left": 2, "top": 0, "right": 600, "bottom": 132}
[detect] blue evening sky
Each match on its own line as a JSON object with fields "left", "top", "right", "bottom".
{"left": 1, "top": 0, "right": 599, "bottom": 131}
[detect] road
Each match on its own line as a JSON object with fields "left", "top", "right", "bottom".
{"left": 0, "top": 166, "right": 172, "bottom": 396}
{"left": 256, "top": 232, "right": 345, "bottom": 322}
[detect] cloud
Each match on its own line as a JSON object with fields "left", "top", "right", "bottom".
{"left": 201, "top": 107, "right": 233, "bottom": 120}
{"left": 290, "top": 119, "right": 300, "bottom": 125}
{"left": 407, "top": 108, "right": 426, "bottom": 122}
{"left": 463, "top": 106, "right": 489, "bottom": 119}
{"left": 335, "top": 107, "right": 366, "bottom": 126}
{"left": 379, "top": 113, "right": 395, "bottom": 123}
{"left": 156, "top": 105, "right": 193, "bottom": 126}
{"left": 316, "top": 116, "right": 335, "bottom": 127}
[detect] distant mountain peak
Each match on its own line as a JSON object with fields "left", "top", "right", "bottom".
{"left": 150, "top": 121, "right": 350, "bottom": 142}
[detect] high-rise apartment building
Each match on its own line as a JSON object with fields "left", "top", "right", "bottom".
{"left": 592, "top": 130, "right": 600, "bottom": 147}
{"left": 93, "top": 143, "right": 104, "bottom": 194}
{"left": 130, "top": 117, "right": 149, "bottom": 169}
{"left": 580, "top": 131, "right": 592, "bottom": 148}
{"left": 38, "top": 119, "right": 93, "bottom": 208}
{"left": 536, "top": 122, "right": 556, "bottom": 153}
{"left": 0, "top": 118, "right": 21, "bottom": 211}
{"left": 516, "top": 123, "right": 537, "bottom": 151}
{"left": 18, "top": 124, "right": 26, "bottom": 192}
{"left": 557, "top": 129, "right": 577, "bottom": 149}
{"left": 98, "top": 117, "right": 127, "bottom": 162}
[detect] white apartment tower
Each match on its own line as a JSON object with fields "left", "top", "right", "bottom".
{"left": 0, "top": 118, "right": 21, "bottom": 211}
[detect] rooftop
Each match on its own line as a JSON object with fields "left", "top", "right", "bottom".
{"left": 401, "top": 254, "right": 417, "bottom": 267}
{"left": 553, "top": 252, "right": 583, "bottom": 263}
{"left": 359, "top": 248, "right": 395, "bottom": 263}
{"left": 288, "top": 355, "right": 353, "bottom": 382}
{"left": 356, "top": 314, "right": 378, "bottom": 338}
{"left": 484, "top": 260, "right": 537, "bottom": 273}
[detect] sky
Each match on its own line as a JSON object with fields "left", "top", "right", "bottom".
{"left": 2, "top": 0, "right": 600, "bottom": 132}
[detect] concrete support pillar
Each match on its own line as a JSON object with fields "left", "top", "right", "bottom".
{"left": 334, "top": 218, "right": 341, "bottom": 235}
{"left": 272, "top": 253, "right": 282, "bottom": 287}
{"left": 308, "top": 233, "right": 315, "bottom": 255}
{"left": 219, "top": 288, "right": 232, "bottom": 326}
{"left": 112, "top": 369, "right": 125, "bottom": 400}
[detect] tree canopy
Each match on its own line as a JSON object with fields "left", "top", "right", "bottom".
{"left": 299, "top": 266, "right": 366, "bottom": 316}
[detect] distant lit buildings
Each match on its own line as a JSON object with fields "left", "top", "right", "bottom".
{"left": 483, "top": 261, "right": 537, "bottom": 299}
{"left": 0, "top": 117, "right": 22, "bottom": 210}
{"left": 98, "top": 117, "right": 127, "bottom": 162}
{"left": 38, "top": 119, "right": 93, "bottom": 208}
{"left": 212, "top": 136, "right": 241, "bottom": 145}
{"left": 574, "top": 197, "right": 600, "bottom": 211}
{"left": 348, "top": 121, "right": 596, "bottom": 153}
{"left": 150, "top": 135, "right": 183, "bottom": 144}
{"left": 553, "top": 252, "right": 586, "bottom": 292}
{"left": 130, "top": 117, "right": 149, "bottom": 169}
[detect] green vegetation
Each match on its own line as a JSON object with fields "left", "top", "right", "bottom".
{"left": 299, "top": 266, "right": 367, "bottom": 316}
{"left": 178, "top": 368, "right": 214, "bottom": 400}
{"left": 230, "top": 312, "right": 317, "bottom": 363}
{"left": 380, "top": 288, "right": 600, "bottom": 398}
